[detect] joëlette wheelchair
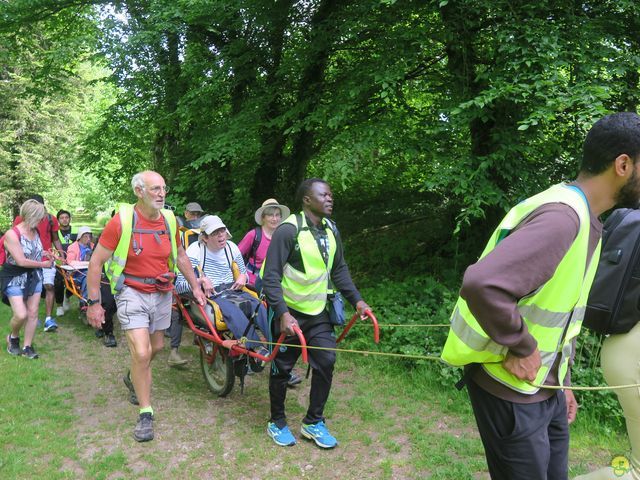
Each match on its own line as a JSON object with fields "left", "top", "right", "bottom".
{"left": 175, "top": 286, "right": 380, "bottom": 397}
{"left": 56, "top": 261, "right": 90, "bottom": 303}
{"left": 174, "top": 290, "right": 308, "bottom": 397}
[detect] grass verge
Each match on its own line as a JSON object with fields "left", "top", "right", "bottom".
{"left": 0, "top": 299, "right": 633, "bottom": 479}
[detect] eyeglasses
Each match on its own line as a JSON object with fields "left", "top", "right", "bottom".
{"left": 145, "top": 185, "right": 170, "bottom": 194}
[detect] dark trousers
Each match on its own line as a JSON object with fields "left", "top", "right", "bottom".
{"left": 54, "top": 270, "right": 71, "bottom": 305}
{"left": 169, "top": 308, "right": 183, "bottom": 349}
{"left": 100, "top": 281, "right": 116, "bottom": 335}
{"left": 270, "top": 313, "right": 336, "bottom": 428}
{"left": 467, "top": 379, "right": 569, "bottom": 480}
{"left": 72, "top": 273, "right": 88, "bottom": 307}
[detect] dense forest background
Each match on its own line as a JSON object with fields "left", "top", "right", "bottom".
{"left": 2, "top": 0, "right": 639, "bottom": 424}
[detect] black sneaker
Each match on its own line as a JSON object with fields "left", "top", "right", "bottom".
{"left": 22, "top": 345, "right": 39, "bottom": 359}
{"left": 123, "top": 371, "right": 139, "bottom": 405}
{"left": 6, "top": 335, "right": 21, "bottom": 356}
{"left": 95, "top": 329, "right": 105, "bottom": 338}
{"left": 133, "top": 412, "right": 154, "bottom": 442}
{"left": 104, "top": 334, "right": 117, "bottom": 348}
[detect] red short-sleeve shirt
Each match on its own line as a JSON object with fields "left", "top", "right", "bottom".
{"left": 99, "top": 207, "right": 181, "bottom": 293}
{"left": 14, "top": 214, "right": 59, "bottom": 251}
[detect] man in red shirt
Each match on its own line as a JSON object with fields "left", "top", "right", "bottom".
{"left": 14, "top": 194, "right": 63, "bottom": 332}
{"left": 86, "top": 171, "right": 206, "bottom": 442}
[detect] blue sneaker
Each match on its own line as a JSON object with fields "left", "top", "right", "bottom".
{"left": 267, "top": 422, "right": 296, "bottom": 447}
{"left": 43, "top": 317, "right": 58, "bottom": 332}
{"left": 301, "top": 421, "right": 338, "bottom": 449}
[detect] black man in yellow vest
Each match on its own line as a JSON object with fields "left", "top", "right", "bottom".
{"left": 86, "top": 170, "right": 206, "bottom": 442}
{"left": 441, "top": 112, "right": 640, "bottom": 479}
{"left": 262, "top": 178, "right": 370, "bottom": 449}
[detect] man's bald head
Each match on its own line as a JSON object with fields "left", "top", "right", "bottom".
{"left": 131, "top": 170, "right": 165, "bottom": 193}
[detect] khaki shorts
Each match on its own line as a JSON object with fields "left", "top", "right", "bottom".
{"left": 115, "top": 285, "right": 172, "bottom": 334}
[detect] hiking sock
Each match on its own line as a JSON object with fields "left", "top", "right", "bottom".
{"left": 140, "top": 406, "right": 154, "bottom": 416}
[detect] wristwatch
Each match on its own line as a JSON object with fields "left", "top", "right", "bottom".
{"left": 86, "top": 298, "right": 100, "bottom": 306}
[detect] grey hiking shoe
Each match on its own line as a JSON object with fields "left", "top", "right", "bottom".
{"left": 104, "top": 334, "right": 117, "bottom": 348}
{"left": 133, "top": 412, "right": 154, "bottom": 442}
{"left": 123, "top": 371, "right": 139, "bottom": 405}
{"left": 167, "top": 348, "right": 188, "bottom": 367}
{"left": 21, "top": 345, "right": 39, "bottom": 359}
{"left": 6, "top": 335, "right": 21, "bottom": 356}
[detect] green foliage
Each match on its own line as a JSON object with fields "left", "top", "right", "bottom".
{"left": 348, "top": 275, "right": 455, "bottom": 359}
{"left": 0, "top": 2, "right": 120, "bottom": 226}
{"left": 2, "top": 0, "right": 639, "bottom": 436}
{"left": 572, "top": 331, "right": 625, "bottom": 429}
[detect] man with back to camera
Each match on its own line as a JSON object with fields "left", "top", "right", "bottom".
{"left": 441, "top": 112, "right": 640, "bottom": 479}
{"left": 86, "top": 170, "right": 206, "bottom": 442}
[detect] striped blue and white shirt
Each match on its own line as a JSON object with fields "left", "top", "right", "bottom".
{"left": 175, "top": 240, "right": 247, "bottom": 294}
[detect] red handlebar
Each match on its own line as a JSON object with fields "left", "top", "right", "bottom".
{"left": 177, "top": 294, "right": 309, "bottom": 364}
{"left": 292, "top": 324, "right": 308, "bottom": 364}
{"left": 336, "top": 309, "right": 379, "bottom": 344}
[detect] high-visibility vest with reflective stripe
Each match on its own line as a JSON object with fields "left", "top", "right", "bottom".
{"left": 277, "top": 213, "right": 337, "bottom": 315}
{"left": 58, "top": 226, "right": 78, "bottom": 246}
{"left": 441, "top": 183, "right": 601, "bottom": 394}
{"left": 105, "top": 204, "right": 178, "bottom": 294}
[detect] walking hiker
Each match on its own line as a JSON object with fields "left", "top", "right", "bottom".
{"left": 54, "top": 209, "right": 76, "bottom": 317}
{"left": 14, "top": 194, "right": 63, "bottom": 332}
{"left": 441, "top": 112, "right": 640, "bottom": 479}
{"left": 262, "top": 178, "right": 370, "bottom": 448}
{"left": 239, "top": 199, "right": 302, "bottom": 386}
{"left": 183, "top": 202, "right": 204, "bottom": 229}
{"left": 3, "top": 199, "right": 54, "bottom": 359}
{"left": 86, "top": 170, "right": 206, "bottom": 442}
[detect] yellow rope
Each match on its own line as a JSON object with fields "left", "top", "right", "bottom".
{"left": 245, "top": 338, "right": 442, "bottom": 361}
{"left": 243, "top": 338, "right": 640, "bottom": 391}
{"left": 530, "top": 383, "right": 640, "bottom": 391}
{"left": 354, "top": 323, "right": 450, "bottom": 327}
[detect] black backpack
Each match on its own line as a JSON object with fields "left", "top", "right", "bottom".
{"left": 584, "top": 208, "right": 640, "bottom": 334}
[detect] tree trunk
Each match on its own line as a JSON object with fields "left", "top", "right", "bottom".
{"left": 284, "top": 0, "right": 342, "bottom": 198}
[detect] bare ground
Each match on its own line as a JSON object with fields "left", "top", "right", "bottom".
{"left": 42, "top": 313, "right": 510, "bottom": 479}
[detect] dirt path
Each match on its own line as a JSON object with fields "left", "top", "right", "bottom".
{"left": 46, "top": 312, "right": 491, "bottom": 479}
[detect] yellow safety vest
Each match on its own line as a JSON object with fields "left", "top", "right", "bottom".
{"left": 441, "top": 183, "right": 601, "bottom": 394}
{"left": 105, "top": 204, "right": 178, "bottom": 294}
{"left": 58, "top": 226, "right": 78, "bottom": 246}
{"left": 264, "top": 213, "right": 338, "bottom": 315}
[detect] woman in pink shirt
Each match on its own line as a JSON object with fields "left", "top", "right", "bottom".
{"left": 238, "top": 199, "right": 290, "bottom": 290}
{"left": 238, "top": 199, "right": 302, "bottom": 387}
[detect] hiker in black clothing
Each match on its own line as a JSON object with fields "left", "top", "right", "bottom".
{"left": 262, "top": 178, "right": 370, "bottom": 449}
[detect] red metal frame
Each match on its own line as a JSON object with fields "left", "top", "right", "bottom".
{"left": 174, "top": 293, "right": 309, "bottom": 366}
{"left": 336, "top": 309, "right": 380, "bottom": 344}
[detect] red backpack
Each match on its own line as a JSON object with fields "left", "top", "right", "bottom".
{"left": 0, "top": 227, "right": 22, "bottom": 265}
